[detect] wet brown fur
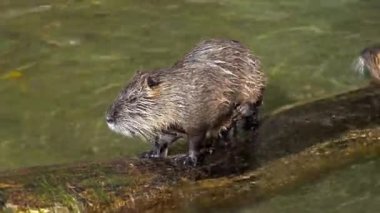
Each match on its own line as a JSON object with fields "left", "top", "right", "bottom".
{"left": 106, "top": 39, "right": 266, "bottom": 164}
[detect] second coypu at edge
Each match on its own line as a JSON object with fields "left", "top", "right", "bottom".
{"left": 354, "top": 45, "right": 380, "bottom": 84}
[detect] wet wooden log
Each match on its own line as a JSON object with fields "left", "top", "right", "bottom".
{"left": 1, "top": 85, "right": 380, "bottom": 212}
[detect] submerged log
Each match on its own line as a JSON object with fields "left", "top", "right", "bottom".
{"left": 1, "top": 85, "right": 380, "bottom": 212}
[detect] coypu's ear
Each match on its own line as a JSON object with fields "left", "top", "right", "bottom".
{"left": 146, "top": 75, "right": 161, "bottom": 89}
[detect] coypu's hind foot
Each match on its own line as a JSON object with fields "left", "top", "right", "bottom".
{"left": 171, "top": 133, "right": 206, "bottom": 166}
{"left": 172, "top": 154, "right": 205, "bottom": 166}
{"left": 237, "top": 97, "right": 263, "bottom": 130}
{"left": 239, "top": 105, "right": 260, "bottom": 131}
{"left": 219, "top": 99, "right": 263, "bottom": 143}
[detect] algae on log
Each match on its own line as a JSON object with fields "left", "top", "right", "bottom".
{"left": 1, "top": 85, "right": 380, "bottom": 212}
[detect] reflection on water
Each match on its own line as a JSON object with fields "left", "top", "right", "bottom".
{"left": 241, "top": 159, "right": 380, "bottom": 213}
{"left": 0, "top": 0, "right": 379, "bottom": 171}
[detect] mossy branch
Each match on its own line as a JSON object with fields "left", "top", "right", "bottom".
{"left": 1, "top": 85, "right": 380, "bottom": 212}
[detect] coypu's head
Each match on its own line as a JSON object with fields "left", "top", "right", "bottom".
{"left": 354, "top": 45, "right": 380, "bottom": 82}
{"left": 106, "top": 71, "right": 163, "bottom": 140}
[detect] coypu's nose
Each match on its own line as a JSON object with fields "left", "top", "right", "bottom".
{"left": 106, "top": 115, "right": 115, "bottom": 124}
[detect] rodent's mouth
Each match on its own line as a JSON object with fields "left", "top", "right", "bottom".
{"left": 106, "top": 121, "right": 117, "bottom": 132}
{"left": 106, "top": 121, "right": 136, "bottom": 137}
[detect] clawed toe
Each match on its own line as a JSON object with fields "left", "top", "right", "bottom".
{"left": 139, "top": 150, "right": 160, "bottom": 159}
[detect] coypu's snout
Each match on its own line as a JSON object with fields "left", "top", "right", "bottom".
{"left": 105, "top": 104, "right": 118, "bottom": 130}
{"left": 355, "top": 45, "right": 380, "bottom": 84}
{"left": 106, "top": 113, "right": 115, "bottom": 125}
{"left": 106, "top": 116, "right": 114, "bottom": 124}
{"left": 105, "top": 100, "right": 138, "bottom": 138}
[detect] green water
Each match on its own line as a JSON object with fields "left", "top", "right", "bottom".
{"left": 241, "top": 159, "right": 380, "bottom": 213}
{"left": 1, "top": 0, "right": 378, "bottom": 170}
{"left": 0, "top": 0, "right": 379, "bottom": 210}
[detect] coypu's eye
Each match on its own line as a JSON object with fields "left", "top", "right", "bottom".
{"left": 146, "top": 76, "right": 160, "bottom": 88}
{"left": 129, "top": 97, "right": 137, "bottom": 103}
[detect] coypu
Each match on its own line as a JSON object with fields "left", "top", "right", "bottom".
{"left": 354, "top": 45, "right": 380, "bottom": 84}
{"left": 106, "top": 39, "right": 266, "bottom": 165}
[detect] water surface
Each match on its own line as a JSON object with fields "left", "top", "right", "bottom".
{"left": 0, "top": 0, "right": 378, "bottom": 177}
{"left": 1, "top": 0, "right": 379, "bottom": 211}
{"left": 241, "top": 159, "right": 380, "bottom": 213}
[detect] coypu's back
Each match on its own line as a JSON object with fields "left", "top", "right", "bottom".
{"left": 175, "top": 39, "right": 266, "bottom": 106}
{"left": 175, "top": 39, "right": 259, "bottom": 66}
